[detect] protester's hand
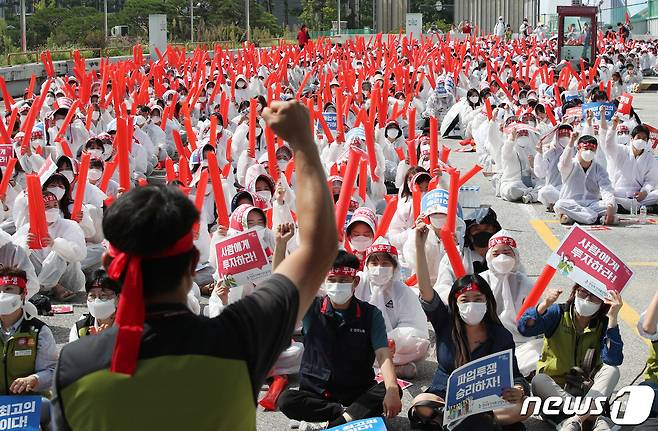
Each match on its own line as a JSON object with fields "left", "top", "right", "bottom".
{"left": 511, "top": 129, "right": 518, "bottom": 141}
{"left": 570, "top": 131, "right": 580, "bottom": 145}
{"left": 275, "top": 223, "right": 295, "bottom": 245}
{"left": 275, "top": 184, "right": 286, "bottom": 205}
{"left": 9, "top": 375, "right": 37, "bottom": 394}
{"left": 383, "top": 387, "right": 402, "bottom": 418}
{"left": 605, "top": 290, "right": 623, "bottom": 326}
{"left": 492, "top": 108, "right": 500, "bottom": 121}
{"left": 635, "top": 190, "right": 648, "bottom": 202}
{"left": 97, "top": 323, "right": 111, "bottom": 333}
{"left": 611, "top": 115, "right": 620, "bottom": 129}
{"left": 214, "top": 282, "right": 230, "bottom": 305}
{"left": 586, "top": 109, "right": 594, "bottom": 125}
{"left": 262, "top": 101, "right": 313, "bottom": 151}
{"left": 527, "top": 154, "right": 534, "bottom": 168}
{"left": 538, "top": 288, "right": 563, "bottom": 315}
{"left": 214, "top": 225, "right": 228, "bottom": 238}
{"left": 41, "top": 236, "right": 53, "bottom": 247}
{"left": 415, "top": 218, "right": 430, "bottom": 244}
{"left": 501, "top": 385, "right": 525, "bottom": 404}
{"left": 73, "top": 210, "right": 83, "bottom": 223}
{"left": 431, "top": 167, "right": 442, "bottom": 178}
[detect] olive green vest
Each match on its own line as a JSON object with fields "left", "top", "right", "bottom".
{"left": 645, "top": 341, "right": 658, "bottom": 385}
{"left": 537, "top": 304, "right": 605, "bottom": 386}
{"left": 0, "top": 318, "right": 43, "bottom": 395}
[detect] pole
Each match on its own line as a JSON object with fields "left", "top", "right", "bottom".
{"left": 20, "top": 0, "right": 26, "bottom": 52}
{"left": 246, "top": 0, "right": 251, "bottom": 42}
{"left": 104, "top": 0, "right": 108, "bottom": 40}
{"left": 337, "top": 0, "right": 341, "bottom": 35}
{"left": 190, "top": 0, "right": 194, "bottom": 43}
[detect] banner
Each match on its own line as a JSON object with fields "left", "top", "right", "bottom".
{"left": 0, "top": 396, "right": 41, "bottom": 430}
{"left": 215, "top": 231, "right": 272, "bottom": 286}
{"left": 546, "top": 225, "right": 633, "bottom": 299}
{"left": 322, "top": 112, "right": 337, "bottom": 131}
{"left": 444, "top": 350, "right": 513, "bottom": 429}
{"left": 581, "top": 102, "right": 616, "bottom": 121}
{"left": 617, "top": 93, "right": 633, "bottom": 116}
{"left": 645, "top": 124, "right": 658, "bottom": 149}
{"left": 0, "top": 145, "right": 11, "bottom": 169}
{"left": 564, "top": 106, "right": 582, "bottom": 122}
{"left": 421, "top": 188, "right": 449, "bottom": 217}
{"left": 327, "top": 417, "right": 387, "bottom": 431}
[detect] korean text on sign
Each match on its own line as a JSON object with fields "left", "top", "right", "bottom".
{"left": 0, "top": 396, "right": 40, "bottom": 431}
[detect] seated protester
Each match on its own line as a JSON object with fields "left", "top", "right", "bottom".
{"left": 389, "top": 169, "right": 431, "bottom": 256}
{"left": 622, "top": 62, "right": 643, "bottom": 91}
{"left": 603, "top": 120, "right": 658, "bottom": 214}
{"left": 278, "top": 251, "right": 402, "bottom": 431}
{"left": 411, "top": 221, "right": 530, "bottom": 431}
{"left": 344, "top": 207, "right": 376, "bottom": 267}
{"left": 435, "top": 208, "right": 501, "bottom": 304}
{"left": 69, "top": 269, "right": 120, "bottom": 342}
{"left": 636, "top": 285, "right": 658, "bottom": 430}
{"left": 478, "top": 230, "right": 543, "bottom": 377}
{"left": 355, "top": 238, "right": 430, "bottom": 379}
{"left": 88, "top": 157, "right": 118, "bottom": 198}
{"left": 518, "top": 285, "right": 623, "bottom": 430}
{"left": 0, "top": 230, "right": 39, "bottom": 298}
{"left": 497, "top": 128, "right": 539, "bottom": 204}
{"left": 534, "top": 124, "right": 573, "bottom": 212}
{"left": 554, "top": 133, "right": 618, "bottom": 225}
{"left": 0, "top": 266, "right": 58, "bottom": 427}
{"left": 207, "top": 204, "right": 275, "bottom": 315}
{"left": 13, "top": 191, "right": 87, "bottom": 301}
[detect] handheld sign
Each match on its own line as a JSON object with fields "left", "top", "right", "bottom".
{"left": 317, "top": 112, "right": 337, "bottom": 131}
{"left": 327, "top": 417, "right": 387, "bottom": 431}
{"left": 546, "top": 225, "right": 633, "bottom": 299}
{"left": 0, "top": 395, "right": 41, "bottom": 431}
{"left": 444, "top": 350, "right": 513, "bottom": 430}
{"left": 215, "top": 230, "right": 272, "bottom": 286}
{"left": 617, "top": 93, "right": 633, "bottom": 116}
{"left": 0, "top": 145, "right": 12, "bottom": 168}
{"left": 421, "top": 188, "right": 449, "bottom": 217}
{"left": 581, "top": 102, "right": 616, "bottom": 121}
{"left": 645, "top": 124, "right": 658, "bottom": 149}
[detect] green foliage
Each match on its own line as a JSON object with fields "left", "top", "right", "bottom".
{"left": 0, "top": 19, "right": 16, "bottom": 55}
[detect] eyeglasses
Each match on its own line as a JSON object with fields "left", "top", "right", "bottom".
{"left": 87, "top": 293, "right": 115, "bottom": 301}
{"left": 576, "top": 289, "right": 598, "bottom": 301}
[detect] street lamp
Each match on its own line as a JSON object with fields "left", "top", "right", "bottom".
{"left": 104, "top": 0, "right": 108, "bottom": 40}
{"left": 20, "top": 0, "right": 26, "bottom": 52}
{"left": 337, "top": 0, "right": 341, "bottom": 35}
{"left": 246, "top": 0, "right": 250, "bottom": 42}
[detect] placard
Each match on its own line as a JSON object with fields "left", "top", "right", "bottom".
{"left": 581, "top": 102, "right": 616, "bottom": 121}
{"left": 617, "top": 93, "right": 633, "bottom": 115}
{"left": 0, "top": 396, "right": 41, "bottom": 431}
{"left": 0, "top": 145, "right": 12, "bottom": 169}
{"left": 444, "top": 350, "right": 513, "bottom": 430}
{"left": 421, "top": 188, "right": 449, "bottom": 217}
{"left": 215, "top": 230, "right": 272, "bottom": 286}
{"left": 327, "top": 417, "right": 386, "bottom": 431}
{"left": 546, "top": 225, "right": 633, "bottom": 299}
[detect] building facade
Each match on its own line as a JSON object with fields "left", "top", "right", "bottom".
{"left": 454, "top": 0, "right": 541, "bottom": 34}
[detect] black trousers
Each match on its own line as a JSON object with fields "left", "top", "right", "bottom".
{"left": 278, "top": 382, "right": 396, "bottom": 423}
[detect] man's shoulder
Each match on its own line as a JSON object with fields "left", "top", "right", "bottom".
{"left": 58, "top": 328, "right": 116, "bottom": 388}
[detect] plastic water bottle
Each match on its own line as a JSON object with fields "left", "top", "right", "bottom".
{"left": 630, "top": 198, "right": 637, "bottom": 216}
{"left": 639, "top": 205, "right": 648, "bottom": 224}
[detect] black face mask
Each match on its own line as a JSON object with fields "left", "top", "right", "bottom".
{"left": 470, "top": 231, "right": 493, "bottom": 248}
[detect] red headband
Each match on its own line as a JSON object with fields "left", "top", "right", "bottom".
{"left": 488, "top": 236, "right": 517, "bottom": 249}
{"left": 366, "top": 243, "right": 398, "bottom": 259}
{"left": 0, "top": 276, "right": 27, "bottom": 291}
{"left": 328, "top": 267, "right": 358, "bottom": 278}
{"left": 455, "top": 282, "right": 480, "bottom": 298}
{"left": 107, "top": 230, "right": 195, "bottom": 375}
{"left": 578, "top": 142, "right": 597, "bottom": 150}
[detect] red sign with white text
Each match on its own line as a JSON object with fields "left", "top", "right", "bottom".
{"left": 547, "top": 225, "right": 633, "bottom": 299}
{"left": 0, "top": 145, "right": 12, "bottom": 168}
{"left": 617, "top": 93, "right": 633, "bottom": 115}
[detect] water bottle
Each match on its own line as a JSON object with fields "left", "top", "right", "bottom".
{"left": 639, "top": 205, "right": 648, "bottom": 224}
{"left": 631, "top": 198, "right": 637, "bottom": 216}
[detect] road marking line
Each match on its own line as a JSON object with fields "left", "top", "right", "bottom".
{"left": 528, "top": 218, "right": 649, "bottom": 345}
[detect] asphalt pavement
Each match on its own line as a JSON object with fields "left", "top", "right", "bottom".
{"left": 38, "top": 92, "right": 658, "bottom": 431}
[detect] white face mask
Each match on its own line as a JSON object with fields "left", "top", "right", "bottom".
{"left": 580, "top": 149, "right": 596, "bottom": 162}
{"left": 519, "top": 98, "right": 528, "bottom": 105}
{"left": 88, "top": 168, "right": 103, "bottom": 182}
{"left": 87, "top": 298, "right": 116, "bottom": 320}
{"left": 45, "top": 208, "right": 60, "bottom": 224}
{"left": 91, "top": 111, "right": 100, "bottom": 121}
{"left": 47, "top": 186, "right": 65, "bottom": 200}
{"left": 369, "top": 265, "right": 393, "bottom": 286}
{"left": 617, "top": 134, "right": 630, "bottom": 145}
{"left": 632, "top": 138, "right": 647, "bottom": 151}
{"left": 350, "top": 236, "right": 373, "bottom": 252}
{"left": 324, "top": 282, "right": 353, "bottom": 305}
{"left": 0, "top": 292, "right": 22, "bottom": 315}
{"left": 58, "top": 170, "right": 74, "bottom": 184}
{"left": 88, "top": 149, "right": 103, "bottom": 159}
{"left": 458, "top": 302, "right": 488, "bottom": 326}
{"left": 151, "top": 116, "right": 161, "bottom": 125}
{"left": 574, "top": 296, "right": 601, "bottom": 317}
{"left": 19, "top": 115, "right": 27, "bottom": 124}
{"left": 256, "top": 190, "right": 272, "bottom": 202}
{"left": 469, "top": 96, "right": 480, "bottom": 104}
{"left": 55, "top": 119, "right": 65, "bottom": 129}
{"left": 385, "top": 128, "right": 399, "bottom": 140}
{"left": 277, "top": 160, "right": 288, "bottom": 172}
{"left": 429, "top": 213, "right": 446, "bottom": 229}
{"left": 558, "top": 137, "right": 570, "bottom": 148}
{"left": 490, "top": 254, "right": 516, "bottom": 274}
{"left": 216, "top": 124, "right": 223, "bottom": 134}
{"left": 45, "top": 96, "right": 55, "bottom": 106}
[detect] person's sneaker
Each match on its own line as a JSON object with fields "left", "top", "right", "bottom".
{"left": 560, "top": 214, "right": 574, "bottom": 225}
{"left": 289, "top": 419, "right": 300, "bottom": 429}
{"left": 591, "top": 416, "right": 615, "bottom": 431}
{"left": 395, "top": 362, "right": 417, "bottom": 379}
{"left": 522, "top": 194, "right": 531, "bottom": 204}
{"left": 547, "top": 203, "right": 555, "bottom": 213}
{"left": 560, "top": 416, "right": 583, "bottom": 431}
{"left": 299, "top": 421, "right": 329, "bottom": 431}
{"left": 559, "top": 416, "right": 582, "bottom": 431}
